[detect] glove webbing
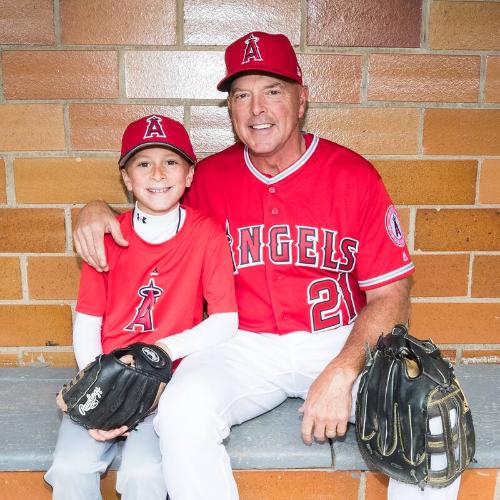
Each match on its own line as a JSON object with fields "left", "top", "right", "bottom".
{"left": 426, "top": 383, "right": 471, "bottom": 486}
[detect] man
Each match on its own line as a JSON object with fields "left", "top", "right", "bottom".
{"left": 74, "top": 32, "right": 460, "bottom": 500}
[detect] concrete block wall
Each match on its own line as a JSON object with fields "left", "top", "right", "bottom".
{"left": 0, "top": 1, "right": 499, "bottom": 369}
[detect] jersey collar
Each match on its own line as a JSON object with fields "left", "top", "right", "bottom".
{"left": 243, "top": 134, "right": 319, "bottom": 185}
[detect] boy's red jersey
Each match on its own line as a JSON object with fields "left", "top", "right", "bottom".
{"left": 76, "top": 206, "right": 237, "bottom": 354}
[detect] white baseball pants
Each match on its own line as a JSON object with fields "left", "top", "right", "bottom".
{"left": 155, "top": 328, "right": 461, "bottom": 500}
{"left": 44, "top": 413, "right": 167, "bottom": 500}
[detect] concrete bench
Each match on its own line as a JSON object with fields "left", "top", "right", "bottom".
{"left": 0, "top": 365, "right": 498, "bottom": 472}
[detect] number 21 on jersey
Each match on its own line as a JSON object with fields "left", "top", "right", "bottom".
{"left": 307, "top": 274, "right": 357, "bottom": 332}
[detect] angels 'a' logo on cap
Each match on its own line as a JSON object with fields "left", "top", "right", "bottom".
{"left": 144, "top": 115, "right": 166, "bottom": 139}
{"left": 242, "top": 33, "right": 263, "bottom": 65}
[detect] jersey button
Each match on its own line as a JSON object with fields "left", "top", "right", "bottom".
{"left": 282, "top": 313, "right": 289, "bottom": 321}
{"left": 271, "top": 208, "right": 279, "bottom": 215}
{"left": 268, "top": 186, "right": 276, "bottom": 194}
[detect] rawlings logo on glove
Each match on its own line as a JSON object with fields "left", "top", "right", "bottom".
{"left": 57, "top": 343, "right": 172, "bottom": 431}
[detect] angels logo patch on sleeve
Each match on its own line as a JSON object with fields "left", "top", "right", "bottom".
{"left": 385, "top": 205, "right": 405, "bottom": 247}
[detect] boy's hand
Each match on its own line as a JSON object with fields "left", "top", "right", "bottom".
{"left": 88, "top": 426, "right": 129, "bottom": 442}
{"left": 73, "top": 200, "right": 129, "bottom": 272}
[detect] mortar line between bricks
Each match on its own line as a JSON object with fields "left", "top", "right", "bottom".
{"left": 467, "top": 253, "right": 475, "bottom": 297}
{"left": 3, "top": 152, "right": 500, "bottom": 162}
{"left": 408, "top": 251, "right": 500, "bottom": 256}
{"left": 476, "top": 159, "right": 483, "bottom": 205}
{"left": 391, "top": 204, "right": 500, "bottom": 209}
{"left": 408, "top": 207, "right": 416, "bottom": 253}
{"left": 410, "top": 297, "right": 500, "bottom": 303}
{"left": 184, "top": 105, "right": 191, "bottom": 132}
{"left": 177, "top": 0, "right": 185, "bottom": 47}
{"left": 4, "top": 155, "right": 16, "bottom": 206}
{"left": 358, "top": 471, "right": 366, "bottom": 500}
{"left": 493, "top": 468, "right": 500, "bottom": 500}
{"left": 0, "top": 252, "right": 77, "bottom": 257}
{"left": 63, "top": 103, "right": 71, "bottom": 152}
{"left": 421, "top": 0, "right": 431, "bottom": 49}
{"left": 64, "top": 207, "right": 73, "bottom": 253}
{"left": 0, "top": 299, "right": 76, "bottom": 306}
{"left": 19, "top": 255, "right": 29, "bottom": 301}
{"left": 2, "top": 98, "right": 224, "bottom": 105}
{"left": 360, "top": 54, "right": 369, "bottom": 104}
{"left": 7, "top": 203, "right": 133, "bottom": 209}
{"left": 118, "top": 50, "right": 127, "bottom": 100}
{"left": 417, "top": 108, "right": 424, "bottom": 155}
{"left": 19, "top": 345, "right": 74, "bottom": 353}
{"left": 53, "top": 0, "right": 61, "bottom": 46}
{"left": 300, "top": 0, "right": 307, "bottom": 51}
{"left": 0, "top": 50, "right": 4, "bottom": 102}
{"left": 300, "top": 46, "right": 500, "bottom": 57}
{"left": 2, "top": 44, "right": 499, "bottom": 57}
{"left": 367, "top": 155, "right": 500, "bottom": 160}
{"left": 4, "top": 99, "right": 500, "bottom": 109}
{"left": 307, "top": 101, "right": 500, "bottom": 109}
{"left": 480, "top": 55, "right": 487, "bottom": 105}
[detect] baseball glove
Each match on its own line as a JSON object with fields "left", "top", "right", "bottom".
{"left": 57, "top": 343, "right": 172, "bottom": 431}
{"left": 355, "top": 325, "right": 475, "bottom": 489}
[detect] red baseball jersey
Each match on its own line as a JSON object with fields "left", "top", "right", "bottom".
{"left": 76, "top": 207, "right": 237, "bottom": 354}
{"left": 184, "top": 134, "right": 414, "bottom": 334}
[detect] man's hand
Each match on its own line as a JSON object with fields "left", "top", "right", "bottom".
{"left": 73, "top": 200, "right": 129, "bottom": 272}
{"left": 299, "top": 364, "right": 357, "bottom": 444}
{"left": 88, "top": 426, "right": 129, "bottom": 442}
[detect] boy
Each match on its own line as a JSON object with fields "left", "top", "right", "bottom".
{"left": 44, "top": 115, "right": 238, "bottom": 500}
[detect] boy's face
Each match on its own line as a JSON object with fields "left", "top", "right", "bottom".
{"left": 121, "top": 147, "right": 194, "bottom": 216}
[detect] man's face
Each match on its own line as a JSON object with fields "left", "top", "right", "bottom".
{"left": 227, "top": 74, "right": 308, "bottom": 161}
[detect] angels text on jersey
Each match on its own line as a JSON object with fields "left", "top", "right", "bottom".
{"left": 226, "top": 221, "right": 360, "bottom": 332}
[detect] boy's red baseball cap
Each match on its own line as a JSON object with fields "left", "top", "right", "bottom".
{"left": 119, "top": 115, "right": 197, "bottom": 168}
{"left": 217, "top": 32, "right": 303, "bottom": 92}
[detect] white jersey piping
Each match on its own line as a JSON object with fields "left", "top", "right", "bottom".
{"left": 243, "top": 134, "right": 320, "bottom": 185}
{"left": 358, "top": 263, "right": 415, "bottom": 289}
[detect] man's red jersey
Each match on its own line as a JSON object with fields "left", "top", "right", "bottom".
{"left": 184, "top": 134, "right": 414, "bottom": 334}
{"left": 76, "top": 206, "right": 237, "bottom": 353}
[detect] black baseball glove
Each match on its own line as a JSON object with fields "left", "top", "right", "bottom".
{"left": 57, "top": 343, "right": 172, "bottom": 430}
{"left": 355, "top": 325, "right": 475, "bottom": 489}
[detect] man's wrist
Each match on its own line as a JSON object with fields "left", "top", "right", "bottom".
{"left": 325, "top": 362, "right": 360, "bottom": 385}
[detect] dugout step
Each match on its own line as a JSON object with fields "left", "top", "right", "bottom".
{"left": 0, "top": 365, "right": 498, "bottom": 472}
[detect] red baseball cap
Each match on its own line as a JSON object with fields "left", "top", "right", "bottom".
{"left": 217, "top": 32, "right": 303, "bottom": 92}
{"left": 119, "top": 115, "right": 196, "bottom": 168}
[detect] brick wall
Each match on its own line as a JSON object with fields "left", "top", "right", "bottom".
{"left": 1, "top": 469, "right": 498, "bottom": 500}
{"left": 0, "top": 0, "right": 499, "bottom": 368}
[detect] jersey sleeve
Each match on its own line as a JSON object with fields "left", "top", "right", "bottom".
{"left": 355, "top": 167, "right": 414, "bottom": 290}
{"left": 75, "top": 261, "right": 108, "bottom": 316}
{"left": 201, "top": 222, "right": 238, "bottom": 315}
